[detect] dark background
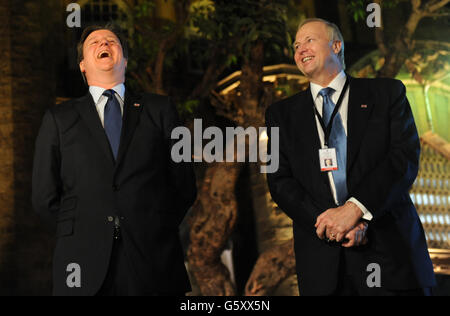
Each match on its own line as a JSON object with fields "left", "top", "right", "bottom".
{"left": 0, "top": 0, "right": 448, "bottom": 295}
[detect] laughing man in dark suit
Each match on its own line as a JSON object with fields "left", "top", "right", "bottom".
{"left": 32, "top": 24, "right": 196, "bottom": 296}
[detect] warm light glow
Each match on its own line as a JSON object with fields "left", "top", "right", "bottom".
{"left": 259, "top": 129, "right": 268, "bottom": 141}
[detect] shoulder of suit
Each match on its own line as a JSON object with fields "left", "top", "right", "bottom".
{"left": 134, "top": 92, "right": 171, "bottom": 106}
{"left": 48, "top": 96, "right": 83, "bottom": 119}
{"left": 43, "top": 96, "right": 84, "bottom": 133}
{"left": 352, "top": 77, "right": 407, "bottom": 103}
{"left": 52, "top": 97, "right": 78, "bottom": 111}
{"left": 266, "top": 90, "right": 308, "bottom": 116}
{"left": 351, "top": 76, "right": 405, "bottom": 91}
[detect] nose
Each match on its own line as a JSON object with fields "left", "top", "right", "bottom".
{"left": 299, "top": 42, "right": 311, "bottom": 55}
{"left": 295, "top": 46, "right": 307, "bottom": 58}
{"left": 100, "top": 39, "right": 110, "bottom": 46}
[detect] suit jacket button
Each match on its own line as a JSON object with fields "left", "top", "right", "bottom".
{"left": 107, "top": 216, "right": 114, "bottom": 222}
{"left": 112, "top": 185, "right": 118, "bottom": 191}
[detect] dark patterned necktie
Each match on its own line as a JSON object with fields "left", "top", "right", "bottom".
{"left": 103, "top": 89, "right": 122, "bottom": 160}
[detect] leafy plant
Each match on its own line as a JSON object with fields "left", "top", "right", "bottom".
{"left": 190, "top": 0, "right": 291, "bottom": 63}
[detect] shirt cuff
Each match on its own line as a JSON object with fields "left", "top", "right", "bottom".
{"left": 348, "top": 197, "right": 373, "bottom": 221}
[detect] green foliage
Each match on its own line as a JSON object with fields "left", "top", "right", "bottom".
{"left": 285, "top": 0, "right": 303, "bottom": 42}
{"left": 177, "top": 99, "right": 200, "bottom": 117}
{"left": 408, "top": 47, "right": 450, "bottom": 84}
{"left": 134, "top": 0, "right": 156, "bottom": 18}
{"left": 190, "top": 0, "right": 291, "bottom": 61}
{"left": 129, "top": 1, "right": 177, "bottom": 58}
{"left": 348, "top": 0, "right": 366, "bottom": 22}
{"left": 348, "top": 41, "right": 450, "bottom": 84}
{"left": 347, "top": 0, "right": 401, "bottom": 22}
{"left": 126, "top": 0, "right": 295, "bottom": 118}
{"left": 127, "top": 0, "right": 190, "bottom": 93}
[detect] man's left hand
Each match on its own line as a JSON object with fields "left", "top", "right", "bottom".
{"left": 342, "top": 221, "right": 368, "bottom": 248}
{"left": 315, "top": 201, "right": 363, "bottom": 242}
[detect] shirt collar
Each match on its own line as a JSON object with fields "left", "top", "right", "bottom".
{"left": 89, "top": 83, "right": 125, "bottom": 104}
{"left": 310, "top": 70, "right": 346, "bottom": 100}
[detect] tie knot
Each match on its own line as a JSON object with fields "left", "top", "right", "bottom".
{"left": 318, "top": 87, "right": 335, "bottom": 98}
{"left": 102, "top": 89, "right": 115, "bottom": 99}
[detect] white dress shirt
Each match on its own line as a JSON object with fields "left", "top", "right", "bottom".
{"left": 310, "top": 71, "right": 373, "bottom": 221}
{"left": 89, "top": 84, "right": 125, "bottom": 127}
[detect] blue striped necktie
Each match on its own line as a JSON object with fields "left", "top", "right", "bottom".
{"left": 103, "top": 89, "right": 122, "bottom": 160}
{"left": 319, "top": 87, "right": 348, "bottom": 205}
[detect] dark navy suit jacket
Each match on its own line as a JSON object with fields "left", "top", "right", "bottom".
{"left": 266, "top": 77, "right": 436, "bottom": 295}
{"left": 32, "top": 90, "right": 196, "bottom": 295}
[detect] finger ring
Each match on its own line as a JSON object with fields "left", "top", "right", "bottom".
{"left": 331, "top": 233, "right": 335, "bottom": 238}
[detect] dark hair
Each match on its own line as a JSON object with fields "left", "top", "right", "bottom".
{"left": 77, "top": 23, "right": 128, "bottom": 64}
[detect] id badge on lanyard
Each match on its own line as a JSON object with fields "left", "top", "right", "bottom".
{"left": 315, "top": 77, "right": 349, "bottom": 173}
{"left": 319, "top": 147, "right": 338, "bottom": 171}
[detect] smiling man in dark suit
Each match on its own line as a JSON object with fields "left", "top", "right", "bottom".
{"left": 32, "top": 24, "right": 197, "bottom": 296}
{"left": 265, "top": 18, "right": 435, "bottom": 296}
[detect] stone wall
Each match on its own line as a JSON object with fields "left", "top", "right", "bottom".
{"left": 0, "top": 0, "right": 63, "bottom": 295}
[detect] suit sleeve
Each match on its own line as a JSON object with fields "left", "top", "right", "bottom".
{"left": 351, "top": 80, "right": 420, "bottom": 220}
{"left": 266, "top": 106, "right": 323, "bottom": 232}
{"left": 32, "top": 109, "right": 62, "bottom": 223}
{"left": 162, "top": 99, "right": 197, "bottom": 226}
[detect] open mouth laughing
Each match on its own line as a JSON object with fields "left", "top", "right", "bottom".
{"left": 302, "top": 56, "right": 314, "bottom": 63}
{"left": 97, "top": 50, "right": 112, "bottom": 59}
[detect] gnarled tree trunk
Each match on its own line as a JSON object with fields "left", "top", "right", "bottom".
{"left": 189, "top": 39, "right": 298, "bottom": 295}
{"left": 188, "top": 163, "right": 241, "bottom": 295}
{"left": 245, "top": 239, "right": 296, "bottom": 296}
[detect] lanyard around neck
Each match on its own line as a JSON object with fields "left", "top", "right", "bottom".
{"left": 313, "top": 77, "right": 349, "bottom": 147}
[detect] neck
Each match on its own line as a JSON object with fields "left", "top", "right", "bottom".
{"left": 309, "top": 65, "right": 342, "bottom": 87}
{"left": 86, "top": 73, "right": 125, "bottom": 90}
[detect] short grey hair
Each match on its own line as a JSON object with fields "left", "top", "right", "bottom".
{"left": 297, "top": 18, "right": 345, "bottom": 70}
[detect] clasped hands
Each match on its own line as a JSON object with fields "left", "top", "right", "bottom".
{"left": 315, "top": 201, "right": 368, "bottom": 248}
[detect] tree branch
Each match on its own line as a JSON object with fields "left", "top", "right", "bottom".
{"left": 130, "top": 71, "right": 151, "bottom": 92}
{"left": 245, "top": 239, "right": 296, "bottom": 296}
{"left": 373, "top": 0, "right": 388, "bottom": 57}
{"left": 411, "top": 0, "right": 421, "bottom": 11}
{"left": 154, "top": 39, "right": 168, "bottom": 95}
{"left": 189, "top": 46, "right": 228, "bottom": 100}
{"left": 423, "top": 11, "right": 450, "bottom": 17}
{"left": 425, "top": 0, "right": 450, "bottom": 13}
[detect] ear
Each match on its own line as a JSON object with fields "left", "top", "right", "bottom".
{"left": 332, "top": 41, "right": 342, "bottom": 55}
{"left": 79, "top": 60, "right": 85, "bottom": 73}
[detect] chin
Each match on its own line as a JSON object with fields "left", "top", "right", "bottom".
{"left": 97, "top": 64, "right": 115, "bottom": 71}
{"left": 300, "top": 68, "right": 314, "bottom": 78}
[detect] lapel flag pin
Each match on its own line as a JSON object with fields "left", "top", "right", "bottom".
{"left": 134, "top": 103, "right": 141, "bottom": 107}
{"left": 361, "top": 104, "right": 368, "bottom": 108}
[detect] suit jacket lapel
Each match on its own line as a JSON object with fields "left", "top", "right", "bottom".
{"left": 347, "top": 76, "right": 374, "bottom": 172}
{"left": 295, "top": 88, "right": 322, "bottom": 161}
{"left": 75, "top": 93, "right": 115, "bottom": 167}
{"left": 294, "top": 88, "right": 332, "bottom": 195}
{"left": 115, "top": 91, "right": 143, "bottom": 169}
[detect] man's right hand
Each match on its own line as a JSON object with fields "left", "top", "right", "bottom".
{"left": 341, "top": 221, "right": 368, "bottom": 248}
